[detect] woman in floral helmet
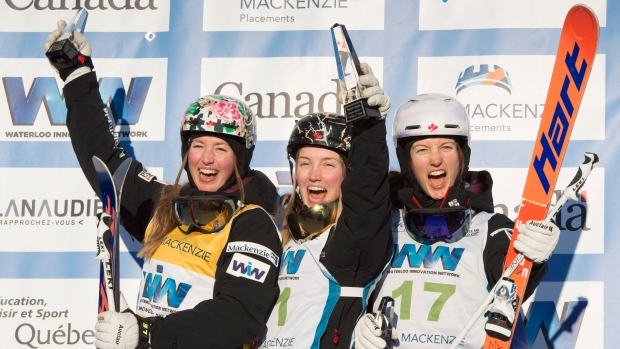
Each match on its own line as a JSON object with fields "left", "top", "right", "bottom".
{"left": 45, "top": 22, "right": 282, "bottom": 348}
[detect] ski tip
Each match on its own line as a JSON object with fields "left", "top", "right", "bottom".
{"left": 567, "top": 5, "right": 599, "bottom": 39}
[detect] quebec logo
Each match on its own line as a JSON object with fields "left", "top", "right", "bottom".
{"left": 3, "top": 76, "right": 152, "bottom": 126}
{"left": 454, "top": 64, "right": 512, "bottom": 95}
{"left": 226, "top": 253, "right": 270, "bottom": 283}
{"left": 392, "top": 244, "right": 464, "bottom": 271}
{"left": 142, "top": 265, "right": 192, "bottom": 309}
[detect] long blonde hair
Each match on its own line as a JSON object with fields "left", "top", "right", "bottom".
{"left": 278, "top": 151, "right": 346, "bottom": 246}
{"left": 138, "top": 151, "right": 245, "bottom": 259}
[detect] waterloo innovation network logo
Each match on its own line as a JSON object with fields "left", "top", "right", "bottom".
{"left": 455, "top": 64, "right": 512, "bottom": 95}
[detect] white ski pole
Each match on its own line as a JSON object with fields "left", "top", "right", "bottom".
{"left": 448, "top": 152, "right": 598, "bottom": 349}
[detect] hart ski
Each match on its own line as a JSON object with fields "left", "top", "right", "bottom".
{"left": 483, "top": 5, "right": 599, "bottom": 349}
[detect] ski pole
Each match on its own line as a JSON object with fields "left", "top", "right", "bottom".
{"left": 375, "top": 296, "right": 395, "bottom": 346}
{"left": 448, "top": 152, "right": 598, "bottom": 349}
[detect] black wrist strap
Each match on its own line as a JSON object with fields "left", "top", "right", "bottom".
{"left": 58, "top": 54, "right": 94, "bottom": 81}
{"left": 123, "top": 309, "right": 157, "bottom": 349}
{"left": 137, "top": 316, "right": 158, "bottom": 349}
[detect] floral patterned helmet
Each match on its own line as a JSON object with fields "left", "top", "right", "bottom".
{"left": 286, "top": 112, "right": 351, "bottom": 160}
{"left": 180, "top": 95, "right": 256, "bottom": 152}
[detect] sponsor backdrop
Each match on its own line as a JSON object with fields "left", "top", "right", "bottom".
{"left": 0, "top": 0, "right": 614, "bottom": 347}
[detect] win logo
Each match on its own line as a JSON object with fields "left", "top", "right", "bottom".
{"left": 3, "top": 76, "right": 152, "bottom": 126}
{"left": 392, "top": 244, "right": 464, "bottom": 271}
{"left": 280, "top": 249, "right": 306, "bottom": 275}
{"left": 512, "top": 300, "right": 588, "bottom": 348}
{"left": 142, "top": 265, "right": 192, "bottom": 309}
{"left": 226, "top": 253, "right": 270, "bottom": 283}
{"left": 232, "top": 260, "right": 266, "bottom": 280}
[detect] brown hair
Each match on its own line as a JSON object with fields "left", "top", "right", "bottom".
{"left": 278, "top": 150, "right": 345, "bottom": 246}
{"left": 389, "top": 141, "right": 466, "bottom": 207}
{"left": 138, "top": 151, "right": 245, "bottom": 260}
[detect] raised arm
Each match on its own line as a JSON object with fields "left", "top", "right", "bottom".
{"left": 323, "top": 63, "right": 393, "bottom": 287}
{"left": 45, "top": 21, "right": 164, "bottom": 240}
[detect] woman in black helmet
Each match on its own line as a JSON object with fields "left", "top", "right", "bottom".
{"left": 258, "top": 63, "right": 393, "bottom": 349}
{"left": 45, "top": 21, "right": 282, "bottom": 349}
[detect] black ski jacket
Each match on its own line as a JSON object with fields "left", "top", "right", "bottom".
{"left": 64, "top": 72, "right": 282, "bottom": 349}
{"left": 315, "top": 120, "right": 393, "bottom": 348}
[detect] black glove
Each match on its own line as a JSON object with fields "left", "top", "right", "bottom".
{"left": 44, "top": 20, "right": 93, "bottom": 83}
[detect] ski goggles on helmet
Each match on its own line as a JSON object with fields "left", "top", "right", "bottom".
{"left": 404, "top": 206, "right": 471, "bottom": 245}
{"left": 287, "top": 201, "right": 338, "bottom": 241}
{"left": 172, "top": 196, "right": 236, "bottom": 234}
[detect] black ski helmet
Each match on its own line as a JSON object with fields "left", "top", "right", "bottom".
{"left": 286, "top": 112, "right": 351, "bottom": 162}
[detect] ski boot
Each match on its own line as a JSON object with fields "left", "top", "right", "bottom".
{"left": 484, "top": 277, "right": 519, "bottom": 341}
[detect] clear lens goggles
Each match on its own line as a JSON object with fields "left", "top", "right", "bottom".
{"left": 172, "top": 196, "right": 236, "bottom": 234}
{"left": 404, "top": 206, "right": 471, "bottom": 245}
{"left": 287, "top": 201, "right": 338, "bottom": 240}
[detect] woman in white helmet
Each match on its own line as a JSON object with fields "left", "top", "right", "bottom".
{"left": 353, "top": 94, "right": 560, "bottom": 349}
{"left": 44, "top": 21, "right": 282, "bottom": 349}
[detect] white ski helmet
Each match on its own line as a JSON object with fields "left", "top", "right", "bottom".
{"left": 393, "top": 93, "right": 471, "bottom": 185}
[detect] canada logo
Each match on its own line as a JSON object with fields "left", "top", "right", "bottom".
{"left": 428, "top": 123, "right": 438, "bottom": 132}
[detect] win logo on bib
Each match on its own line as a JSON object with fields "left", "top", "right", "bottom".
{"left": 142, "top": 264, "right": 192, "bottom": 308}
{"left": 227, "top": 253, "right": 270, "bottom": 283}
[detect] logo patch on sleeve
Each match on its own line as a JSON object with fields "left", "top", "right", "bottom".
{"left": 226, "top": 241, "right": 279, "bottom": 266}
{"left": 226, "top": 253, "right": 270, "bottom": 283}
{"left": 138, "top": 169, "right": 155, "bottom": 182}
